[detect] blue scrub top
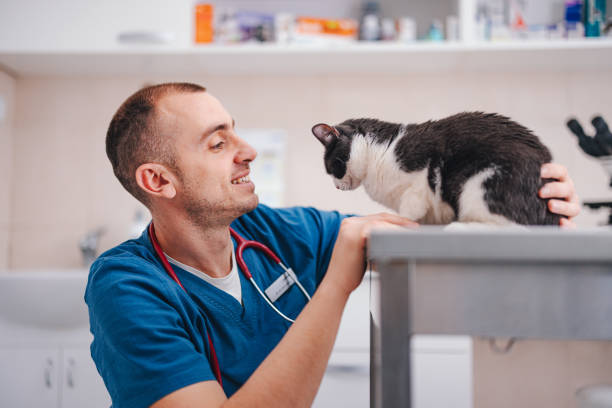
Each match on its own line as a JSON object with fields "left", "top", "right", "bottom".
{"left": 85, "top": 204, "right": 346, "bottom": 408}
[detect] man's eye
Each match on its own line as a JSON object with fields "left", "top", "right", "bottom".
{"left": 212, "top": 141, "right": 224, "bottom": 149}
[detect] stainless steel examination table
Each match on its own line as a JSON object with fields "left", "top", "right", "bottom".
{"left": 368, "top": 227, "right": 612, "bottom": 408}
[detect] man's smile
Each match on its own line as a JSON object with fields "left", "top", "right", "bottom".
{"left": 231, "top": 170, "right": 253, "bottom": 186}
{"left": 231, "top": 175, "right": 251, "bottom": 185}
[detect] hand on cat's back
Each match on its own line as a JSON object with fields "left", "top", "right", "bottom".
{"left": 539, "top": 162, "right": 580, "bottom": 227}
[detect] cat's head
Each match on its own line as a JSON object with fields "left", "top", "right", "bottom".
{"left": 311, "top": 121, "right": 362, "bottom": 191}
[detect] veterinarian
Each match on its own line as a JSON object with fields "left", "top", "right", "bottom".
{"left": 85, "top": 82, "right": 580, "bottom": 408}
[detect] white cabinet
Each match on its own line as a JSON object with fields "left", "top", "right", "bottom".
{"left": 0, "top": 272, "right": 110, "bottom": 408}
{"left": 313, "top": 275, "right": 473, "bottom": 408}
{"left": 61, "top": 348, "right": 111, "bottom": 408}
{"left": 0, "top": 347, "right": 111, "bottom": 408}
{"left": 314, "top": 351, "right": 370, "bottom": 407}
{"left": 411, "top": 337, "right": 473, "bottom": 408}
{"left": 0, "top": 348, "right": 61, "bottom": 408}
{"left": 313, "top": 279, "right": 370, "bottom": 408}
{"left": 0, "top": 0, "right": 192, "bottom": 51}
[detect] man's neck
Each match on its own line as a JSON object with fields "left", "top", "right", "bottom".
{"left": 151, "top": 211, "right": 233, "bottom": 279}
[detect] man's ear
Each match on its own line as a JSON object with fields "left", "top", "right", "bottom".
{"left": 135, "top": 163, "right": 177, "bottom": 200}
{"left": 312, "top": 123, "right": 339, "bottom": 147}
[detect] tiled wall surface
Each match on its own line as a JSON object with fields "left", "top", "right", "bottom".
{"left": 3, "top": 70, "right": 612, "bottom": 408}
{"left": 0, "top": 71, "right": 14, "bottom": 269}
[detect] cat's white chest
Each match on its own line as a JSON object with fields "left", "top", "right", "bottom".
{"left": 348, "top": 137, "right": 455, "bottom": 224}
{"left": 348, "top": 136, "right": 454, "bottom": 224}
{"left": 364, "top": 160, "right": 428, "bottom": 212}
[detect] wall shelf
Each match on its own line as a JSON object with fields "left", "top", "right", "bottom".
{"left": 1, "top": 39, "right": 612, "bottom": 77}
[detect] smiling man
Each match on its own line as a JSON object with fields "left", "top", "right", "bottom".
{"left": 85, "top": 82, "right": 580, "bottom": 408}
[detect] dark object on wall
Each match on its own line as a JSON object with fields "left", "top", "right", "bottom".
{"left": 567, "top": 115, "right": 612, "bottom": 224}
{"left": 592, "top": 116, "right": 612, "bottom": 154}
{"left": 566, "top": 116, "right": 612, "bottom": 157}
{"left": 583, "top": 200, "right": 612, "bottom": 225}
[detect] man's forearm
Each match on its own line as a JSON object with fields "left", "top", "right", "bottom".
{"left": 225, "top": 279, "right": 350, "bottom": 408}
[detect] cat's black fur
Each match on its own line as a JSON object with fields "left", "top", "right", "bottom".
{"left": 314, "top": 112, "right": 561, "bottom": 226}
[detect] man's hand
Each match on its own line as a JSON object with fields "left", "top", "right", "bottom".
{"left": 539, "top": 163, "right": 581, "bottom": 227}
{"left": 325, "top": 213, "right": 418, "bottom": 296}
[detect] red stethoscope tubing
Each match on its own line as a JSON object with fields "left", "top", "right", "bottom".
{"left": 230, "top": 227, "right": 281, "bottom": 279}
{"left": 148, "top": 222, "right": 223, "bottom": 386}
{"left": 229, "top": 228, "right": 312, "bottom": 323}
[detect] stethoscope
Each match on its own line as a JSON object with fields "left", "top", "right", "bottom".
{"left": 148, "top": 222, "right": 312, "bottom": 385}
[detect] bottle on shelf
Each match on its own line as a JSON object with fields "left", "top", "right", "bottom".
{"left": 584, "top": 0, "right": 607, "bottom": 37}
{"left": 195, "top": 3, "right": 214, "bottom": 44}
{"left": 565, "top": 0, "right": 585, "bottom": 38}
{"left": 446, "top": 15, "right": 460, "bottom": 41}
{"left": 359, "top": 1, "right": 382, "bottom": 41}
{"left": 396, "top": 17, "right": 417, "bottom": 42}
{"left": 427, "top": 19, "right": 445, "bottom": 41}
{"left": 381, "top": 18, "right": 396, "bottom": 41}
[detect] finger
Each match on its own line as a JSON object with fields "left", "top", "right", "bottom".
{"left": 548, "top": 199, "right": 581, "bottom": 218}
{"left": 368, "top": 221, "right": 409, "bottom": 232}
{"left": 568, "top": 191, "right": 581, "bottom": 206}
{"left": 541, "top": 163, "right": 568, "bottom": 181}
{"left": 371, "top": 212, "right": 419, "bottom": 227}
{"left": 363, "top": 221, "right": 408, "bottom": 240}
{"left": 539, "top": 181, "right": 573, "bottom": 199}
{"left": 560, "top": 217, "right": 576, "bottom": 229}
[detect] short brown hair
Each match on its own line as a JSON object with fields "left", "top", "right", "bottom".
{"left": 106, "top": 82, "right": 206, "bottom": 206}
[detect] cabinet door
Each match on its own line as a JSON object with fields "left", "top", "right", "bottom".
{"left": 0, "top": 348, "right": 60, "bottom": 408}
{"left": 335, "top": 277, "right": 370, "bottom": 350}
{"left": 313, "top": 352, "right": 370, "bottom": 408}
{"left": 412, "top": 346, "right": 473, "bottom": 408}
{"left": 0, "top": 0, "right": 192, "bottom": 51}
{"left": 62, "top": 348, "right": 111, "bottom": 408}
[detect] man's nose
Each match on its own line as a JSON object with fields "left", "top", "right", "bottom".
{"left": 235, "top": 137, "right": 257, "bottom": 163}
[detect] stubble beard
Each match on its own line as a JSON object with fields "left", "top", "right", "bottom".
{"left": 180, "top": 177, "right": 258, "bottom": 229}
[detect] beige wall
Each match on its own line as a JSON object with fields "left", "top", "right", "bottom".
{"left": 8, "top": 72, "right": 612, "bottom": 268}
{"left": 474, "top": 339, "right": 612, "bottom": 408}
{"left": 0, "top": 70, "right": 15, "bottom": 269}
{"left": 6, "top": 71, "right": 612, "bottom": 407}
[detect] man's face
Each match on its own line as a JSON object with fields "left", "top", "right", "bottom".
{"left": 157, "top": 91, "right": 258, "bottom": 227}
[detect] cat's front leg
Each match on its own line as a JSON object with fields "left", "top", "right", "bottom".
{"left": 397, "top": 191, "right": 430, "bottom": 223}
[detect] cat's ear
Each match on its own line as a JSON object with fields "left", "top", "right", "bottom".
{"left": 312, "top": 123, "right": 339, "bottom": 147}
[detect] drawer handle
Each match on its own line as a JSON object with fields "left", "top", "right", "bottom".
{"left": 117, "top": 31, "right": 175, "bottom": 44}
{"left": 326, "top": 363, "right": 369, "bottom": 375}
{"left": 44, "top": 358, "right": 54, "bottom": 388}
{"left": 66, "top": 358, "right": 75, "bottom": 388}
{"left": 488, "top": 337, "right": 517, "bottom": 354}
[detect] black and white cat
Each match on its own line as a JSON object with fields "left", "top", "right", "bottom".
{"left": 312, "top": 112, "right": 560, "bottom": 226}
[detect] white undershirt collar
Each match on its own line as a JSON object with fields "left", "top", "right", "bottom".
{"left": 164, "top": 245, "right": 242, "bottom": 304}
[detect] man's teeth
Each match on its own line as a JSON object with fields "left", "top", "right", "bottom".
{"left": 231, "top": 176, "right": 250, "bottom": 185}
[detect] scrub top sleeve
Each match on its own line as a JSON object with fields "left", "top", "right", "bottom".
{"left": 86, "top": 259, "right": 217, "bottom": 408}
{"left": 303, "top": 207, "right": 350, "bottom": 283}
